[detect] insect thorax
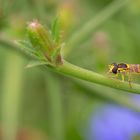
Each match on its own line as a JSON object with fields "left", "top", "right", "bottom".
{"left": 109, "top": 63, "right": 129, "bottom": 74}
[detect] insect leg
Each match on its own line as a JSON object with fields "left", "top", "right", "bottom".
{"left": 128, "top": 72, "right": 132, "bottom": 88}
{"left": 115, "top": 73, "right": 119, "bottom": 79}
{"left": 121, "top": 73, "right": 125, "bottom": 82}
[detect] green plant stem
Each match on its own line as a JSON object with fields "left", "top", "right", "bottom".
{"left": 2, "top": 52, "right": 24, "bottom": 140}
{"left": 1, "top": 38, "right": 140, "bottom": 112}
{"left": 63, "top": 0, "right": 130, "bottom": 57}
{"left": 53, "top": 61, "right": 140, "bottom": 94}
{"left": 46, "top": 73, "right": 64, "bottom": 140}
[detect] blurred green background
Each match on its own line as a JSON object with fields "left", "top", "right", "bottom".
{"left": 1, "top": 0, "right": 140, "bottom": 140}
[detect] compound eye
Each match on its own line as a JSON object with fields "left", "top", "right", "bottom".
{"left": 112, "top": 66, "right": 118, "bottom": 74}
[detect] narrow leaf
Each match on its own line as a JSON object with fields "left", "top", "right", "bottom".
{"left": 26, "top": 60, "right": 49, "bottom": 68}
{"left": 51, "top": 17, "right": 60, "bottom": 43}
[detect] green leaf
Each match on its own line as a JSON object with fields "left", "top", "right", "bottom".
{"left": 15, "top": 40, "right": 38, "bottom": 58}
{"left": 51, "top": 46, "right": 61, "bottom": 61}
{"left": 26, "top": 60, "right": 49, "bottom": 68}
{"left": 51, "top": 17, "right": 61, "bottom": 43}
{"left": 16, "top": 40, "right": 35, "bottom": 53}
{"left": 17, "top": 40, "right": 47, "bottom": 60}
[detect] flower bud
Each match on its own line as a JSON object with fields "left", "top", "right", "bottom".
{"left": 27, "top": 20, "right": 62, "bottom": 65}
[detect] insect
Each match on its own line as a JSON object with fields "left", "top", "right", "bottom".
{"left": 108, "top": 63, "right": 140, "bottom": 87}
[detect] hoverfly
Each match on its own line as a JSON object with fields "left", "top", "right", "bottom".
{"left": 108, "top": 63, "right": 140, "bottom": 87}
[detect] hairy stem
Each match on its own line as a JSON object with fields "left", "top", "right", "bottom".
{"left": 1, "top": 38, "right": 140, "bottom": 114}
{"left": 54, "top": 61, "right": 140, "bottom": 94}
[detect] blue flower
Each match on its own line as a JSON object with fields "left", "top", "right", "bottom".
{"left": 87, "top": 95, "right": 140, "bottom": 140}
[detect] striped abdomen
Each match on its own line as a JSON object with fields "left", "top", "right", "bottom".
{"left": 129, "top": 64, "right": 140, "bottom": 73}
